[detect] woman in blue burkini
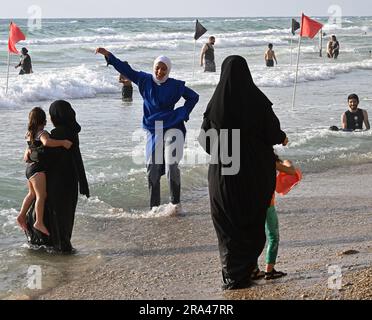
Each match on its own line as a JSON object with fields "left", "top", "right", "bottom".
{"left": 96, "top": 48, "right": 199, "bottom": 214}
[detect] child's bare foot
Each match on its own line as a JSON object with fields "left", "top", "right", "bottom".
{"left": 33, "top": 222, "right": 50, "bottom": 236}
{"left": 17, "top": 214, "right": 28, "bottom": 231}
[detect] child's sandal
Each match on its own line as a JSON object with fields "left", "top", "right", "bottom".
{"left": 265, "top": 269, "right": 287, "bottom": 280}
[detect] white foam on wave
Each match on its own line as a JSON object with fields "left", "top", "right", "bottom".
{"left": 0, "top": 65, "right": 118, "bottom": 105}
{"left": 0, "top": 28, "right": 293, "bottom": 49}
{"left": 0, "top": 208, "right": 18, "bottom": 230}
{"left": 252, "top": 59, "right": 372, "bottom": 88}
{"left": 323, "top": 23, "right": 370, "bottom": 33}
{"left": 1, "top": 58, "right": 371, "bottom": 106}
{"left": 83, "top": 198, "right": 180, "bottom": 219}
{"left": 91, "top": 27, "right": 117, "bottom": 34}
{"left": 217, "top": 36, "right": 287, "bottom": 48}
{"left": 288, "top": 127, "right": 372, "bottom": 149}
{"left": 96, "top": 203, "right": 179, "bottom": 219}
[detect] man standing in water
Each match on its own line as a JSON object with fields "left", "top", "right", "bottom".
{"left": 264, "top": 43, "right": 277, "bottom": 67}
{"left": 200, "top": 36, "right": 216, "bottom": 72}
{"left": 327, "top": 35, "right": 340, "bottom": 59}
{"left": 15, "top": 47, "right": 33, "bottom": 75}
{"left": 119, "top": 74, "right": 133, "bottom": 102}
{"left": 341, "top": 94, "right": 370, "bottom": 131}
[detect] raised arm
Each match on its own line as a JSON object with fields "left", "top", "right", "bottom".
{"left": 39, "top": 132, "right": 72, "bottom": 149}
{"left": 95, "top": 47, "right": 141, "bottom": 85}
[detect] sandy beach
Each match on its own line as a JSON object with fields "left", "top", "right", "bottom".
{"left": 10, "top": 162, "right": 369, "bottom": 301}
{"left": 1, "top": 15, "right": 372, "bottom": 301}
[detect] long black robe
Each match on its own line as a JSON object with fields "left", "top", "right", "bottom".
{"left": 199, "top": 56, "right": 286, "bottom": 289}
{"left": 26, "top": 100, "right": 89, "bottom": 253}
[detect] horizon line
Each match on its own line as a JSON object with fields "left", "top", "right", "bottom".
{"left": 1, "top": 15, "right": 372, "bottom": 19}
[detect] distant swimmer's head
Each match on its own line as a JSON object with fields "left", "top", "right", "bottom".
{"left": 268, "top": 43, "right": 273, "bottom": 49}
{"left": 21, "top": 47, "right": 28, "bottom": 55}
{"left": 348, "top": 93, "right": 359, "bottom": 111}
{"left": 153, "top": 56, "right": 171, "bottom": 85}
{"left": 329, "top": 125, "right": 339, "bottom": 131}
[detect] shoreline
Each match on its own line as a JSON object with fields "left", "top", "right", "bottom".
{"left": 8, "top": 163, "right": 372, "bottom": 300}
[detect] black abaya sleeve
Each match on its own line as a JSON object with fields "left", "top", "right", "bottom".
{"left": 263, "top": 105, "right": 286, "bottom": 146}
{"left": 199, "top": 117, "right": 212, "bottom": 154}
{"left": 71, "top": 135, "right": 90, "bottom": 198}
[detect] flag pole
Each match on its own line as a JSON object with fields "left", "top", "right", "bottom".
{"left": 319, "top": 29, "right": 323, "bottom": 57}
{"left": 5, "top": 46, "right": 11, "bottom": 95}
{"left": 192, "top": 40, "right": 196, "bottom": 79}
{"left": 292, "top": 36, "right": 302, "bottom": 110}
{"left": 290, "top": 34, "right": 293, "bottom": 66}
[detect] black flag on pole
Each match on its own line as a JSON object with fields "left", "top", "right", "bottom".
{"left": 291, "top": 18, "right": 300, "bottom": 35}
{"left": 194, "top": 19, "right": 207, "bottom": 40}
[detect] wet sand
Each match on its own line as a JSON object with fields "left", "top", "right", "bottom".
{"left": 23, "top": 164, "right": 372, "bottom": 300}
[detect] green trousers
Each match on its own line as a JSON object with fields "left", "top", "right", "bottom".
{"left": 265, "top": 206, "right": 279, "bottom": 264}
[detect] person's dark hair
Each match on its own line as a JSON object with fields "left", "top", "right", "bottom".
{"left": 348, "top": 93, "right": 359, "bottom": 102}
{"left": 268, "top": 43, "right": 273, "bottom": 49}
{"left": 21, "top": 47, "right": 28, "bottom": 55}
{"left": 27, "top": 107, "right": 46, "bottom": 143}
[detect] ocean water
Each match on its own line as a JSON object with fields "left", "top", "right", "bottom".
{"left": 1, "top": 17, "right": 372, "bottom": 298}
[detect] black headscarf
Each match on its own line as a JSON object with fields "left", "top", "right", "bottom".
{"left": 49, "top": 100, "right": 81, "bottom": 133}
{"left": 204, "top": 55, "right": 273, "bottom": 129}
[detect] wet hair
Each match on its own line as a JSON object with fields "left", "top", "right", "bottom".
{"left": 268, "top": 43, "right": 273, "bottom": 49}
{"left": 27, "top": 107, "right": 46, "bottom": 143}
{"left": 347, "top": 93, "right": 359, "bottom": 102}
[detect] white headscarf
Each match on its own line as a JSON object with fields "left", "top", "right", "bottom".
{"left": 152, "top": 56, "right": 172, "bottom": 85}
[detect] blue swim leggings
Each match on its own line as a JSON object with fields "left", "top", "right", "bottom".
{"left": 265, "top": 206, "right": 279, "bottom": 264}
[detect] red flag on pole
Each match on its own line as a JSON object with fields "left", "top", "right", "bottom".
{"left": 8, "top": 22, "right": 26, "bottom": 54}
{"left": 300, "top": 14, "right": 323, "bottom": 39}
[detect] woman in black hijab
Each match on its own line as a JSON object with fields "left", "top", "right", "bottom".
{"left": 199, "top": 56, "right": 287, "bottom": 289}
{"left": 26, "top": 100, "right": 89, "bottom": 253}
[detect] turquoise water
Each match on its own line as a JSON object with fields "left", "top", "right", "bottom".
{"left": 1, "top": 17, "right": 372, "bottom": 297}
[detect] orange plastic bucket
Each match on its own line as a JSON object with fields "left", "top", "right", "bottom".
{"left": 275, "top": 169, "right": 302, "bottom": 195}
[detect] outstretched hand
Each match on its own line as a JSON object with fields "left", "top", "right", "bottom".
{"left": 95, "top": 47, "right": 110, "bottom": 57}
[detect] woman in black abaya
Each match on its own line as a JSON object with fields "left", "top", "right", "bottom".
{"left": 26, "top": 100, "right": 89, "bottom": 253}
{"left": 199, "top": 56, "right": 287, "bottom": 289}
